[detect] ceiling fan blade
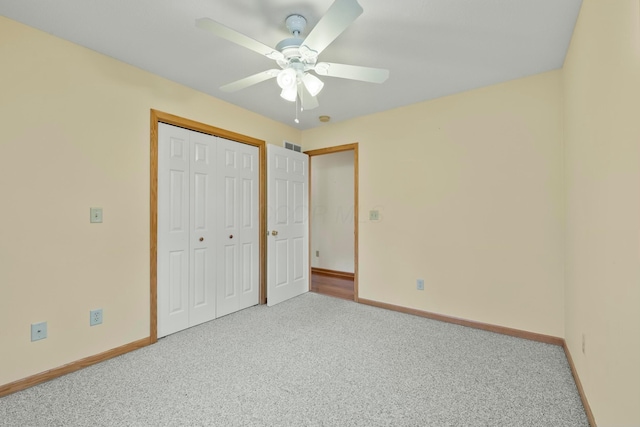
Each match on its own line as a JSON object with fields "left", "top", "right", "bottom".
{"left": 300, "top": 0, "right": 363, "bottom": 57}
{"left": 298, "top": 84, "right": 319, "bottom": 110}
{"left": 314, "top": 62, "right": 389, "bottom": 83}
{"left": 220, "top": 69, "right": 280, "bottom": 92}
{"left": 196, "top": 18, "right": 284, "bottom": 61}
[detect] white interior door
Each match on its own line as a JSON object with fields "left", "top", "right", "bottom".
{"left": 267, "top": 144, "right": 309, "bottom": 306}
{"left": 158, "top": 123, "right": 190, "bottom": 337}
{"left": 188, "top": 131, "right": 217, "bottom": 327}
{"left": 158, "top": 124, "right": 219, "bottom": 338}
{"left": 216, "top": 138, "right": 259, "bottom": 317}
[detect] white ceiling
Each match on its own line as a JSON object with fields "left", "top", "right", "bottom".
{"left": 0, "top": 0, "right": 582, "bottom": 130}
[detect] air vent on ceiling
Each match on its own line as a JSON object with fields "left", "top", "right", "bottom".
{"left": 284, "top": 141, "right": 302, "bottom": 152}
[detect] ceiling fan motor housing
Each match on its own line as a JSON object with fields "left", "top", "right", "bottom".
{"left": 275, "top": 38, "right": 317, "bottom": 70}
{"left": 276, "top": 38, "right": 302, "bottom": 58}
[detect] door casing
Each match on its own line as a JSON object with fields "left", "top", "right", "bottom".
{"left": 150, "top": 109, "right": 267, "bottom": 343}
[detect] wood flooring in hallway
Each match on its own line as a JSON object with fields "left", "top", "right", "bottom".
{"left": 310, "top": 270, "right": 355, "bottom": 301}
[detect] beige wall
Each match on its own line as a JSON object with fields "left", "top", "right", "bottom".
{"left": 303, "top": 71, "right": 565, "bottom": 338}
{"left": 563, "top": 0, "right": 640, "bottom": 425}
{"left": 311, "top": 151, "right": 355, "bottom": 273}
{"left": 4, "top": 4, "right": 639, "bottom": 424}
{"left": 0, "top": 17, "right": 300, "bottom": 386}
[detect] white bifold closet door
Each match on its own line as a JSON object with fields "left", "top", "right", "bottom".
{"left": 157, "top": 123, "right": 258, "bottom": 338}
{"left": 216, "top": 138, "right": 260, "bottom": 317}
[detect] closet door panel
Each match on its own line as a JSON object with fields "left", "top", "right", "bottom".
{"left": 238, "top": 148, "right": 259, "bottom": 303}
{"left": 159, "top": 124, "right": 259, "bottom": 334}
{"left": 188, "top": 132, "right": 217, "bottom": 327}
{"left": 217, "top": 141, "right": 240, "bottom": 317}
{"left": 158, "top": 124, "right": 190, "bottom": 338}
{"left": 216, "top": 139, "right": 259, "bottom": 317}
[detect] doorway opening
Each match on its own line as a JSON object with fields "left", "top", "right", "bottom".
{"left": 305, "top": 143, "right": 359, "bottom": 302}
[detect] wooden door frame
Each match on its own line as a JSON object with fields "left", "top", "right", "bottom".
{"left": 305, "top": 143, "right": 359, "bottom": 302}
{"left": 150, "top": 109, "right": 267, "bottom": 343}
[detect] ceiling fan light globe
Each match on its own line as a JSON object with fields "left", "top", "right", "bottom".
{"left": 277, "top": 68, "right": 297, "bottom": 90}
{"left": 302, "top": 73, "right": 324, "bottom": 97}
{"left": 280, "top": 86, "right": 297, "bottom": 102}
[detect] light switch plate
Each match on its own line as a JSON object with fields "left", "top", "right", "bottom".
{"left": 90, "top": 207, "right": 103, "bottom": 223}
{"left": 31, "top": 321, "right": 47, "bottom": 341}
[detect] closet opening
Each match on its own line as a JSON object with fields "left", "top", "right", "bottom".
{"left": 149, "top": 109, "right": 267, "bottom": 342}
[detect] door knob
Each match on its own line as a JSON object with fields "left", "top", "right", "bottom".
{"left": 229, "top": 235, "right": 233, "bottom": 239}
{"left": 199, "top": 237, "right": 204, "bottom": 242}
{"left": 271, "top": 230, "right": 278, "bottom": 236}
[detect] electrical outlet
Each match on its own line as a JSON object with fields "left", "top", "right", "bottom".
{"left": 582, "top": 334, "right": 586, "bottom": 355}
{"left": 90, "top": 309, "right": 103, "bottom": 326}
{"left": 316, "top": 250, "right": 319, "bottom": 257}
{"left": 31, "top": 322, "right": 47, "bottom": 341}
{"left": 369, "top": 210, "right": 380, "bottom": 221}
{"left": 417, "top": 279, "right": 425, "bottom": 291}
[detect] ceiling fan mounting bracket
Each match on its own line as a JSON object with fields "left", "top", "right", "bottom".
{"left": 285, "top": 14, "right": 307, "bottom": 37}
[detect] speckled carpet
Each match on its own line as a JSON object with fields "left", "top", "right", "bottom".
{"left": 0, "top": 293, "right": 588, "bottom": 426}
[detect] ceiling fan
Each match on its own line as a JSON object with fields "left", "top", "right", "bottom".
{"left": 196, "top": 0, "right": 389, "bottom": 111}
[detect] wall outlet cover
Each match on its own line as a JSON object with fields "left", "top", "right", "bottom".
{"left": 369, "top": 210, "right": 380, "bottom": 221}
{"left": 417, "top": 279, "right": 425, "bottom": 291}
{"left": 90, "top": 309, "right": 103, "bottom": 326}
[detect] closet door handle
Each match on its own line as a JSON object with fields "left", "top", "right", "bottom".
{"left": 199, "top": 237, "right": 204, "bottom": 242}
{"left": 229, "top": 235, "right": 233, "bottom": 239}
{"left": 271, "top": 230, "right": 278, "bottom": 236}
